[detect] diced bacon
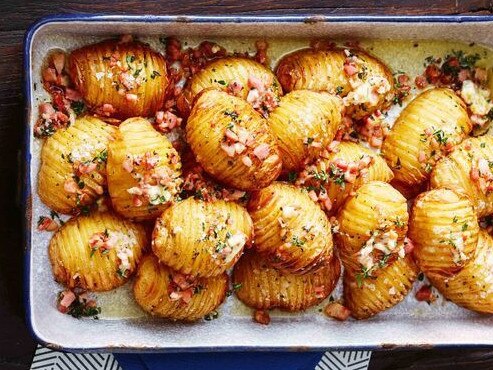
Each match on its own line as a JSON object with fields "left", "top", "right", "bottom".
{"left": 225, "top": 129, "right": 239, "bottom": 142}
{"left": 328, "top": 140, "right": 340, "bottom": 153}
{"left": 323, "top": 198, "right": 333, "bottom": 212}
{"left": 52, "top": 52, "right": 66, "bottom": 75}
{"left": 155, "top": 111, "right": 165, "bottom": 124}
{"left": 102, "top": 103, "right": 116, "bottom": 115}
{"left": 57, "top": 290, "right": 76, "bottom": 313}
{"left": 415, "top": 285, "right": 435, "bottom": 303}
{"left": 418, "top": 151, "right": 427, "bottom": 163}
{"left": 415, "top": 75, "right": 428, "bottom": 89}
{"left": 333, "top": 158, "right": 348, "bottom": 171}
{"left": 221, "top": 142, "right": 236, "bottom": 157}
{"left": 344, "top": 171, "right": 357, "bottom": 183}
{"left": 37, "top": 216, "right": 59, "bottom": 232}
{"left": 78, "top": 162, "right": 97, "bottom": 174}
{"left": 39, "top": 102, "right": 56, "bottom": 116}
{"left": 253, "top": 310, "right": 270, "bottom": 325}
{"left": 171, "top": 272, "right": 193, "bottom": 290}
{"left": 64, "top": 179, "right": 79, "bottom": 194}
{"left": 132, "top": 195, "right": 143, "bottom": 207}
{"left": 123, "top": 156, "right": 134, "bottom": 173}
{"left": 308, "top": 190, "right": 318, "bottom": 202}
{"left": 247, "top": 75, "right": 265, "bottom": 91}
{"left": 119, "top": 72, "right": 136, "bottom": 90}
{"left": 234, "top": 142, "right": 246, "bottom": 155}
{"left": 458, "top": 69, "right": 471, "bottom": 83}
{"left": 227, "top": 80, "right": 243, "bottom": 95}
{"left": 324, "top": 302, "right": 351, "bottom": 321}
{"left": 156, "top": 111, "right": 182, "bottom": 132}
{"left": 179, "top": 289, "right": 193, "bottom": 304}
{"left": 253, "top": 143, "right": 270, "bottom": 160}
{"left": 404, "top": 237, "right": 415, "bottom": 254}
{"left": 344, "top": 63, "right": 358, "bottom": 76}
{"left": 125, "top": 93, "right": 138, "bottom": 102}
{"left": 471, "top": 166, "right": 480, "bottom": 181}
{"left": 242, "top": 156, "right": 253, "bottom": 167}
{"left": 314, "top": 286, "right": 326, "bottom": 299}
{"left": 464, "top": 141, "right": 472, "bottom": 151}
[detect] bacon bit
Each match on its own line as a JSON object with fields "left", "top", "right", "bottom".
{"left": 155, "top": 110, "right": 182, "bottom": 132}
{"left": 308, "top": 190, "right": 319, "bottom": 202}
{"left": 95, "top": 103, "right": 117, "bottom": 117}
{"left": 324, "top": 302, "right": 351, "bottom": 321}
{"left": 122, "top": 156, "right": 134, "bottom": 173}
{"left": 418, "top": 151, "right": 427, "bottom": 163}
{"left": 78, "top": 162, "right": 98, "bottom": 175}
{"left": 344, "top": 63, "right": 358, "bottom": 77}
{"left": 253, "top": 310, "right": 270, "bottom": 325}
{"left": 253, "top": 144, "right": 270, "bottom": 160}
{"left": 133, "top": 195, "right": 143, "bottom": 207}
{"left": 37, "top": 216, "right": 59, "bottom": 232}
{"left": 403, "top": 237, "right": 415, "bottom": 254}
{"left": 57, "top": 290, "right": 76, "bottom": 313}
{"left": 227, "top": 80, "right": 244, "bottom": 96}
{"left": 314, "top": 286, "right": 326, "bottom": 299}
{"left": 357, "top": 111, "right": 388, "bottom": 149}
{"left": 414, "top": 75, "right": 428, "bottom": 89}
{"left": 327, "top": 140, "right": 340, "bottom": 153}
{"left": 64, "top": 179, "right": 79, "bottom": 194}
{"left": 221, "top": 142, "right": 236, "bottom": 157}
{"left": 415, "top": 285, "right": 436, "bottom": 303}
{"left": 125, "top": 93, "right": 138, "bottom": 102}
{"left": 242, "top": 156, "right": 253, "bottom": 167}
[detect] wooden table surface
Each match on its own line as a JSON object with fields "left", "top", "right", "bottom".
{"left": 3, "top": 1, "right": 493, "bottom": 369}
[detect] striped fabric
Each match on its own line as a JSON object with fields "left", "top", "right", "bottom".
{"left": 31, "top": 345, "right": 371, "bottom": 370}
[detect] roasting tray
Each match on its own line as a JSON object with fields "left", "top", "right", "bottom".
{"left": 23, "top": 14, "right": 493, "bottom": 352}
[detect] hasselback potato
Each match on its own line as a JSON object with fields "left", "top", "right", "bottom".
{"left": 381, "top": 88, "right": 472, "bottom": 197}
{"left": 343, "top": 254, "right": 418, "bottom": 319}
{"left": 431, "top": 136, "right": 493, "bottom": 218}
{"left": 409, "top": 188, "right": 478, "bottom": 276}
{"left": 179, "top": 57, "right": 282, "bottom": 117}
{"left": 107, "top": 117, "right": 182, "bottom": 221}
{"left": 152, "top": 197, "right": 253, "bottom": 277}
{"left": 68, "top": 39, "right": 168, "bottom": 119}
{"left": 336, "top": 181, "right": 409, "bottom": 276}
{"left": 49, "top": 211, "right": 147, "bottom": 291}
{"left": 38, "top": 116, "right": 116, "bottom": 214}
{"left": 233, "top": 251, "right": 340, "bottom": 311}
{"left": 427, "top": 230, "right": 493, "bottom": 314}
{"left": 248, "top": 182, "right": 333, "bottom": 274}
{"left": 275, "top": 48, "right": 394, "bottom": 119}
{"left": 186, "top": 89, "right": 282, "bottom": 191}
{"left": 297, "top": 141, "right": 393, "bottom": 213}
{"left": 267, "top": 90, "right": 343, "bottom": 172}
{"left": 133, "top": 254, "right": 228, "bottom": 321}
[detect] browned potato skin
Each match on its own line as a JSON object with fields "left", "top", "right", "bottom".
{"left": 427, "top": 230, "right": 493, "bottom": 314}
{"left": 152, "top": 197, "right": 254, "bottom": 278}
{"left": 133, "top": 254, "right": 228, "bottom": 321}
{"left": 49, "top": 212, "right": 148, "bottom": 292}
{"left": 186, "top": 89, "right": 282, "bottom": 191}
{"left": 69, "top": 39, "right": 168, "bottom": 119}
{"left": 267, "top": 90, "right": 343, "bottom": 172}
{"left": 233, "top": 251, "right": 340, "bottom": 311}
{"left": 409, "top": 188, "right": 478, "bottom": 277}
{"left": 344, "top": 254, "right": 418, "bottom": 320}
{"left": 248, "top": 182, "right": 333, "bottom": 275}
{"left": 275, "top": 48, "right": 395, "bottom": 119}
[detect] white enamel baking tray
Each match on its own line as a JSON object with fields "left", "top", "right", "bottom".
{"left": 24, "top": 14, "right": 493, "bottom": 352}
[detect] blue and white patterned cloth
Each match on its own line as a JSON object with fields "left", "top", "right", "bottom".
{"left": 30, "top": 345, "right": 372, "bottom": 370}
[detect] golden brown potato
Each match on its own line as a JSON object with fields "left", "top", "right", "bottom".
{"left": 152, "top": 197, "right": 253, "bottom": 278}
{"left": 275, "top": 48, "right": 394, "bottom": 119}
{"left": 431, "top": 136, "right": 493, "bottom": 218}
{"left": 343, "top": 254, "right": 418, "bottom": 319}
{"left": 427, "top": 230, "right": 493, "bottom": 314}
{"left": 336, "top": 181, "right": 409, "bottom": 277}
{"left": 409, "top": 188, "right": 479, "bottom": 277}
{"left": 107, "top": 117, "right": 182, "bottom": 221}
{"left": 186, "top": 89, "right": 282, "bottom": 191}
{"left": 38, "top": 116, "right": 116, "bottom": 214}
{"left": 297, "top": 141, "right": 393, "bottom": 213}
{"left": 49, "top": 211, "right": 147, "bottom": 291}
{"left": 133, "top": 254, "right": 228, "bottom": 321}
{"left": 68, "top": 39, "right": 168, "bottom": 119}
{"left": 233, "top": 251, "right": 340, "bottom": 311}
{"left": 179, "top": 57, "right": 282, "bottom": 117}
{"left": 267, "top": 90, "right": 343, "bottom": 172}
{"left": 381, "top": 88, "right": 472, "bottom": 197}
{"left": 248, "top": 182, "right": 333, "bottom": 274}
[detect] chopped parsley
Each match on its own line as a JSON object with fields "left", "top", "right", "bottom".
{"left": 71, "top": 101, "right": 85, "bottom": 116}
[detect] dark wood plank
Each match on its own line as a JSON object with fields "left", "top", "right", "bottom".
{"left": 1, "top": 1, "right": 493, "bottom": 369}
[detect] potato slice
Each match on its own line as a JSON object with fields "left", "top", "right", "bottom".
{"left": 267, "top": 90, "right": 342, "bottom": 172}
{"left": 343, "top": 254, "right": 418, "bottom": 319}
{"left": 248, "top": 182, "right": 333, "bottom": 274}
{"left": 68, "top": 39, "right": 168, "bottom": 119}
{"left": 152, "top": 197, "right": 253, "bottom": 278}
{"left": 336, "top": 181, "right": 409, "bottom": 277}
{"left": 38, "top": 116, "right": 116, "bottom": 214}
{"left": 275, "top": 48, "right": 394, "bottom": 119}
{"left": 186, "top": 89, "right": 282, "bottom": 191}
{"left": 133, "top": 254, "right": 228, "bottom": 321}
{"left": 382, "top": 88, "right": 472, "bottom": 197}
{"left": 409, "top": 188, "right": 479, "bottom": 277}
{"left": 107, "top": 117, "right": 182, "bottom": 221}
{"left": 49, "top": 211, "right": 147, "bottom": 291}
{"left": 431, "top": 136, "right": 493, "bottom": 217}
{"left": 233, "top": 251, "right": 340, "bottom": 311}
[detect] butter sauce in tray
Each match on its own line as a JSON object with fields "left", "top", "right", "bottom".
{"left": 25, "top": 15, "right": 493, "bottom": 351}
